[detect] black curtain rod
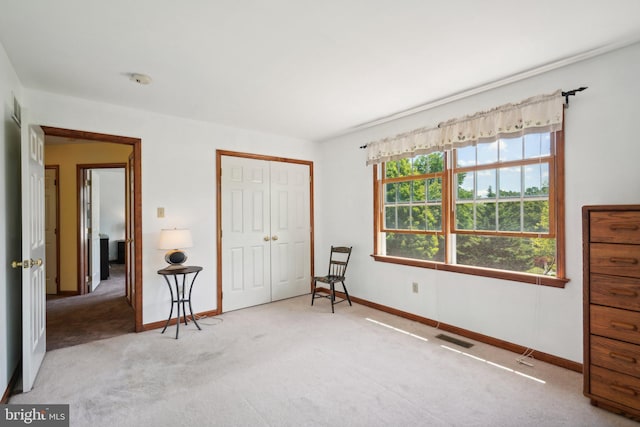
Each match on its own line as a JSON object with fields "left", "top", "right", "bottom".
{"left": 359, "top": 87, "right": 588, "bottom": 149}
{"left": 562, "top": 86, "right": 588, "bottom": 106}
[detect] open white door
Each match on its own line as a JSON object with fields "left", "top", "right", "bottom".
{"left": 20, "top": 123, "right": 46, "bottom": 392}
{"left": 89, "top": 171, "right": 101, "bottom": 291}
{"left": 125, "top": 153, "right": 135, "bottom": 304}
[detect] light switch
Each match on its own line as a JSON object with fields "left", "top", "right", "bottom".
{"left": 157, "top": 207, "right": 165, "bottom": 218}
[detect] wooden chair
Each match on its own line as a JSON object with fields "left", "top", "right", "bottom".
{"left": 311, "top": 246, "right": 352, "bottom": 313}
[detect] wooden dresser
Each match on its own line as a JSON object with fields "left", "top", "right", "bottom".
{"left": 583, "top": 205, "right": 640, "bottom": 419}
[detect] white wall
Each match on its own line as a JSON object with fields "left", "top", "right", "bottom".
{"left": 24, "top": 89, "right": 320, "bottom": 325}
{"left": 0, "top": 43, "right": 23, "bottom": 397}
{"left": 316, "top": 42, "right": 640, "bottom": 363}
{"left": 95, "top": 168, "right": 125, "bottom": 260}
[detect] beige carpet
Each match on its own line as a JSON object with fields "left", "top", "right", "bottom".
{"left": 11, "top": 295, "right": 636, "bottom": 427}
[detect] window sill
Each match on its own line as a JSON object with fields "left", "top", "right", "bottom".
{"left": 370, "top": 254, "right": 569, "bottom": 288}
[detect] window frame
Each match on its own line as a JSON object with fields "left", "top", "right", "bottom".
{"left": 372, "top": 130, "right": 567, "bottom": 288}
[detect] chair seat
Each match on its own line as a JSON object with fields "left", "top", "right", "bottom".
{"left": 313, "top": 275, "right": 344, "bottom": 284}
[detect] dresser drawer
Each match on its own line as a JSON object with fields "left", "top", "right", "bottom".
{"left": 591, "top": 305, "right": 640, "bottom": 345}
{"left": 590, "top": 244, "right": 640, "bottom": 278}
{"left": 591, "top": 335, "right": 640, "bottom": 378}
{"left": 590, "top": 211, "right": 640, "bottom": 244}
{"left": 591, "top": 274, "right": 640, "bottom": 311}
{"left": 591, "top": 365, "right": 640, "bottom": 411}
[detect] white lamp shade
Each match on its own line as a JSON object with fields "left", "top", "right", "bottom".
{"left": 159, "top": 228, "right": 193, "bottom": 250}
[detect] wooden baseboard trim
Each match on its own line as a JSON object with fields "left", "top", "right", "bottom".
{"left": 1, "top": 364, "right": 21, "bottom": 403}
{"left": 142, "top": 309, "right": 220, "bottom": 331}
{"left": 57, "top": 290, "right": 79, "bottom": 296}
{"left": 314, "top": 286, "right": 582, "bottom": 373}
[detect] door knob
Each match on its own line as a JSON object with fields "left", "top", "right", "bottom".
{"left": 11, "top": 258, "right": 42, "bottom": 269}
{"left": 11, "top": 260, "right": 28, "bottom": 269}
{"left": 271, "top": 235, "right": 279, "bottom": 241}
{"left": 263, "top": 236, "right": 271, "bottom": 241}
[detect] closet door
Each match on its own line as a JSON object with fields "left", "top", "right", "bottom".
{"left": 270, "top": 161, "right": 311, "bottom": 301}
{"left": 221, "top": 156, "right": 272, "bottom": 312}
{"left": 221, "top": 155, "right": 312, "bottom": 312}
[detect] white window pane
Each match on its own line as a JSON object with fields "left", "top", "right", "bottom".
{"left": 499, "top": 137, "right": 523, "bottom": 162}
{"left": 477, "top": 141, "right": 498, "bottom": 165}
{"left": 476, "top": 169, "right": 496, "bottom": 199}
{"left": 524, "top": 163, "right": 549, "bottom": 196}
{"left": 498, "top": 166, "right": 521, "bottom": 198}
{"left": 456, "top": 173, "right": 474, "bottom": 201}
{"left": 456, "top": 146, "right": 475, "bottom": 168}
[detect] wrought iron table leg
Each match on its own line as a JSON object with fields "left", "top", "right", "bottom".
{"left": 161, "top": 276, "right": 175, "bottom": 334}
{"left": 174, "top": 275, "right": 180, "bottom": 339}
{"left": 187, "top": 271, "right": 202, "bottom": 330}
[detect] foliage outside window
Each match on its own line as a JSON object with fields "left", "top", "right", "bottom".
{"left": 374, "top": 131, "right": 566, "bottom": 287}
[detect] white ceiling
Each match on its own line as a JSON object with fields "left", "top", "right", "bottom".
{"left": 1, "top": 1, "right": 640, "bottom": 141}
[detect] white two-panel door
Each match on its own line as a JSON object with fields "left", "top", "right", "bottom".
{"left": 21, "top": 123, "right": 46, "bottom": 392}
{"left": 221, "top": 156, "right": 311, "bottom": 312}
{"left": 89, "top": 171, "right": 101, "bottom": 291}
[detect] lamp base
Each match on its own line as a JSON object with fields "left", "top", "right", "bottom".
{"left": 165, "top": 249, "right": 188, "bottom": 268}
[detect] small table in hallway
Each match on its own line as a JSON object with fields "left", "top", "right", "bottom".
{"left": 157, "top": 266, "right": 203, "bottom": 339}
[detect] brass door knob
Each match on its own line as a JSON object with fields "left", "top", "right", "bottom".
{"left": 11, "top": 258, "right": 43, "bottom": 269}
{"left": 11, "top": 260, "right": 27, "bottom": 269}
{"left": 263, "top": 236, "right": 271, "bottom": 241}
{"left": 271, "top": 235, "right": 279, "bottom": 241}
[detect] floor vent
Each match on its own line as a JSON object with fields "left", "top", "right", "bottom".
{"left": 436, "top": 334, "right": 474, "bottom": 349}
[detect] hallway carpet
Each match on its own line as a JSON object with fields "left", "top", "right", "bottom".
{"left": 46, "top": 263, "right": 135, "bottom": 350}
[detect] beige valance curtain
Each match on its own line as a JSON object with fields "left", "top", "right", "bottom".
{"left": 365, "top": 90, "right": 564, "bottom": 165}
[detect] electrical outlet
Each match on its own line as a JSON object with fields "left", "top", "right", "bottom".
{"left": 412, "top": 282, "right": 419, "bottom": 293}
{"left": 157, "top": 207, "right": 165, "bottom": 218}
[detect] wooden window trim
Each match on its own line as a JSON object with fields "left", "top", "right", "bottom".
{"left": 372, "top": 130, "right": 567, "bottom": 289}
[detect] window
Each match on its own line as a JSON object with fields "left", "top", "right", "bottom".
{"left": 373, "top": 130, "right": 566, "bottom": 287}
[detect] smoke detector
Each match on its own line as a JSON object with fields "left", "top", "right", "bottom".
{"left": 129, "top": 73, "right": 152, "bottom": 85}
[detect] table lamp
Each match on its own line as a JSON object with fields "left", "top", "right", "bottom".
{"left": 159, "top": 228, "right": 193, "bottom": 269}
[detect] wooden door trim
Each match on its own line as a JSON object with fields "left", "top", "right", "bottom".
{"left": 44, "top": 165, "right": 61, "bottom": 295}
{"left": 43, "top": 126, "right": 143, "bottom": 332}
{"left": 216, "top": 150, "right": 315, "bottom": 315}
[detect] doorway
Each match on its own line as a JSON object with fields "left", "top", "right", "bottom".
{"left": 42, "top": 126, "right": 143, "bottom": 332}
{"left": 78, "top": 165, "right": 126, "bottom": 295}
{"left": 44, "top": 166, "right": 60, "bottom": 295}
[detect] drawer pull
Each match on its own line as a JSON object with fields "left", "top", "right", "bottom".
{"left": 608, "top": 288, "right": 638, "bottom": 297}
{"left": 609, "top": 352, "right": 637, "bottom": 364}
{"left": 610, "top": 223, "right": 640, "bottom": 231}
{"left": 610, "top": 321, "right": 638, "bottom": 331}
{"left": 610, "top": 384, "right": 638, "bottom": 396}
{"left": 609, "top": 257, "right": 639, "bottom": 265}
